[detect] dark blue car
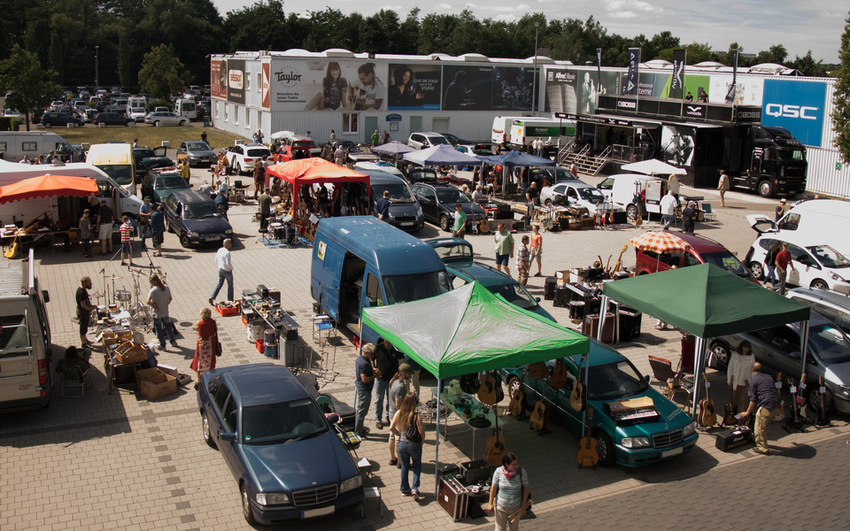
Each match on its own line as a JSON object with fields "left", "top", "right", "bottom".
{"left": 198, "top": 364, "right": 364, "bottom": 525}
{"left": 162, "top": 190, "right": 233, "bottom": 248}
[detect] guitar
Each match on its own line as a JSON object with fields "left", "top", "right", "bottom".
{"left": 569, "top": 355, "right": 587, "bottom": 412}
{"left": 698, "top": 381, "right": 717, "bottom": 428}
{"left": 508, "top": 382, "right": 527, "bottom": 418}
{"left": 485, "top": 406, "right": 507, "bottom": 467}
{"left": 814, "top": 375, "right": 830, "bottom": 426}
{"left": 478, "top": 218, "right": 490, "bottom": 233}
{"left": 774, "top": 372, "right": 784, "bottom": 421}
{"left": 577, "top": 409, "right": 598, "bottom": 469}
{"left": 459, "top": 373, "right": 479, "bottom": 395}
{"left": 527, "top": 362, "right": 549, "bottom": 380}
{"left": 613, "top": 244, "right": 628, "bottom": 275}
{"left": 550, "top": 359, "right": 569, "bottom": 390}
{"left": 4, "top": 235, "right": 20, "bottom": 259}
{"left": 477, "top": 372, "right": 497, "bottom": 405}
{"left": 529, "top": 380, "right": 551, "bottom": 434}
{"left": 722, "top": 404, "right": 738, "bottom": 427}
{"left": 783, "top": 376, "right": 805, "bottom": 433}
{"left": 635, "top": 212, "right": 643, "bottom": 227}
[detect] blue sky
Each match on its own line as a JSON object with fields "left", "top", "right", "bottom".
{"left": 212, "top": 1, "right": 845, "bottom": 64}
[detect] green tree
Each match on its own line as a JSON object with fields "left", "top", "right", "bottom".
{"left": 833, "top": 13, "right": 850, "bottom": 163}
{"left": 138, "top": 44, "right": 188, "bottom": 98}
{"left": 0, "top": 44, "right": 60, "bottom": 131}
{"left": 792, "top": 51, "right": 823, "bottom": 76}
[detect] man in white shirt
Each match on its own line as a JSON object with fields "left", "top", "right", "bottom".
{"left": 352, "top": 63, "right": 385, "bottom": 110}
{"left": 660, "top": 190, "right": 679, "bottom": 231}
{"left": 210, "top": 239, "right": 234, "bottom": 304}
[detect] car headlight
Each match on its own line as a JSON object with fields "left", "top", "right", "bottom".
{"left": 839, "top": 385, "right": 850, "bottom": 397}
{"left": 340, "top": 474, "right": 362, "bottom": 492}
{"left": 828, "top": 271, "right": 846, "bottom": 282}
{"left": 255, "top": 492, "right": 290, "bottom": 506}
{"left": 187, "top": 231, "right": 199, "bottom": 238}
{"left": 682, "top": 421, "right": 697, "bottom": 437}
{"left": 620, "top": 436, "right": 651, "bottom": 448}
{"left": 225, "top": 229, "right": 233, "bottom": 235}
{"left": 415, "top": 205, "right": 423, "bottom": 217}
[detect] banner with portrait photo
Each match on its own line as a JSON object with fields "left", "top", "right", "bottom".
{"left": 544, "top": 68, "right": 578, "bottom": 114}
{"left": 661, "top": 125, "right": 696, "bottom": 169}
{"left": 578, "top": 70, "right": 620, "bottom": 114}
{"left": 270, "top": 60, "right": 387, "bottom": 112}
{"left": 388, "top": 64, "right": 441, "bottom": 110}
{"left": 210, "top": 60, "right": 225, "bottom": 100}
{"left": 442, "top": 65, "right": 493, "bottom": 110}
{"left": 491, "top": 66, "right": 536, "bottom": 111}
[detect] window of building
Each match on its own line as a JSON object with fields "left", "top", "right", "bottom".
{"left": 257, "top": 73, "right": 262, "bottom": 93}
{"left": 342, "top": 113, "right": 358, "bottom": 134}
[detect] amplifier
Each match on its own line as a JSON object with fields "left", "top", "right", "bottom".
{"left": 543, "top": 276, "right": 557, "bottom": 300}
{"left": 553, "top": 287, "right": 568, "bottom": 307}
{"left": 715, "top": 426, "right": 753, "bottom": 452}
{"left": 438, "top": 476, "right": 469, "bottom": 521}
{"left": 569, "top": 301, "right": 586, "bottom": 321}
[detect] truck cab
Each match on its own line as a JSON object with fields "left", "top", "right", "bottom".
{"left": 733, "top": 125, "right": 807, "bottom": 198}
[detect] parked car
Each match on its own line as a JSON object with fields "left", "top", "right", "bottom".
{"left": 539, "top": 180, "right": 624, "bottom": 216}
{"left": 597, "top": 177, "right": 615, "bottom": 194}
{"left": 455, "top": 143, "right": 492, "bottom": 157}
{"left": 427, "top": 237, "right": 555, "bottom": 321}
{"left": 744, "top": 233, "right": 850, "bottom": 294}
{"left": 144, "top": 111, "right": 187, "bottom": 127}
{"left": 198, "top": 363, "right": 364, "bottom": 524}
{"left": 786, "top": 287, "right": 850, "bottom": 336}
{"left": 635, "top": 232, "right": 758, "bottom": 283}
{"left": 177, "top": 141, "right": 216, "bottom": 167}
{"left": 407, "top": 132, "right": 449, "bottom": 150}
{"left": 39, "top": 112, "right": 84, "bottom": 128}
{"left": 406, "top": 166, "right": 439, "bottom": 184}
{"left": 152, "top": 171, "right": 192, "bottom": 203}
{"left": 133, "top": 146, "right": 170, "bottom": 173}
{"left": 127, "top": 107, "right": 148, "bottom": 122}
{"left": 437, "top": 132, "right": 475, "bottom": 147}
{"left": 501, "top": 341, "right": 699, "bottom": 466}
{"left": 358, "top": 168, "right": 424, "bottom": 232}
{"left": 410, "top": 182, "right": 485, "bottom": 232}
{"left": 708, "top": 316, "right": 850, "bottom": 415}
{"left": 94, "top": 112, "right": 133, "bottom": 126}
{"left": 162, "top": 190, "right": 233, "bottom": 247}
{"left": 227, "top": 143, "right": 271, "bottom": 175}
{"left": 3, "top": 109, "right": 22, "bottom": 120}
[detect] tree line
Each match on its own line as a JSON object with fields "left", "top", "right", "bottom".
{"left": 0, "top": 0, "right": 833, "bottom": 92}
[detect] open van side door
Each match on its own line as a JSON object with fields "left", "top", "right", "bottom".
{"left": 746, "top": 214, "right": 777, "bottom": 235}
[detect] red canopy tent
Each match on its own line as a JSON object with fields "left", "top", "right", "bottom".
{"left": 0, "top": 174, "right": 99, "bottom": 204}
{"left": 266, "top": 158, "right": 370, "bottom": 218}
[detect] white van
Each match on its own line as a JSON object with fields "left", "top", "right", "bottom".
{"left": 0, "top": 131, "right": 79, "bottom": 163}
{"left": 744, "top": 233, "right": 850, "bottom": 294}
{"left": 0, "top": 249, "right": 52, "bottom": 412}
{"left": 86, "top": 143, "right": 135, "bottom": 193}
{"left": 749, "top": 200, "right": 850, "bottom": 259}
{"left": 606, "top": 173, "right": 667, "bottom": 219}
{"left": 508, "top": 117, "right": 575, "bottom": 149}
{"left": 174, "top": 98, "right": 197, "bottom": 121}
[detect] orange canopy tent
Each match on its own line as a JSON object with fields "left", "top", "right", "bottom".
{"left": 266, "top": 158, "right": 370, "bottom": 216}
{"left": 0, "top": 174, "right": 99, "bottom": 204}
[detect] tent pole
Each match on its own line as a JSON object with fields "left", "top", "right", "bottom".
{"left": 691, "top": 336, "right": 706, "bottom": 417}
{"left": 597, "top": 295, "right": 609, "bottom": 343}
{"left": 434, "top": 395, "right": 441, "bottom": 495}
{"left": 799, "top": 320, "right": 809, "bottom": 379}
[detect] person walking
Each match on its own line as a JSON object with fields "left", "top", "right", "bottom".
{"left": 529, "top": 224, "right": 542, "bottom": 277}
{"left": 763, "top": 241, "right": 781, "bottom": 289}
{"left": 525, "top": 181, "right": 539, "bottom": 221}
{"left": 775, "top": 242, "right": 794, "bottom": 295}
{"left": 210, "top": 239, "right": 234, "bottom": 304}
{"left": 494, "top": 223, "right": 515, "bottom": 277}
{"left": 452, "top": 202, "right": 467, "bottom": 239}
{"left": 373, "top": 338, "right": 402, "bottom": 429}
{"left": 138, "top": 197, "right": 152, "bottom": 249}
{"left": 150, "top": 204, "right": 166, "bottom": 257}
{"left": 775, "top": 198, "right": 787, "bottom": 221}
{"left": 354, "top": 343, "right": 376, "bottom": 438}
{"left": 517, "top": 235, "right": 530, "bottom": 286}
{"left": 717, "top": 170, "right": 730, "bottom": 207}
{"left": 98, "top": 200, "right": 114, "bottom": 255}
{"left": 488, "top": 452, "right": 530, "bottom": 531}
{"left": 191, "top": 307, "right": 218, "bottom": 390}
{"left": 75, "top": 276, "right": 96, "bottom": 347}
{"left": 740, "top": 362, "right": 781, "bottom": 455}
{"left": 660, "top": 190, "right": 679, "bottom": 230}
{"left": 119, "top": 215, "right": 134, "bottom": 266}
{"left": 682, "top": 201, "right": 697, "bottom": 234}
{"left": 79, "top": 209, "right": 92, "bottom": 258}
{"left": 147, "top": 273, "right": 177, "bottom": 351}
{"left": 253, "top": 161, "right": 265, "bottom": 200}
{"left": 389, "top": 392, "right": 425, "bottom": 500}
{"left": 376, "top": 190, "right": 391, "bottom": 221}
{"left": 387, "top": 363, "right": 412, "bottom": 467}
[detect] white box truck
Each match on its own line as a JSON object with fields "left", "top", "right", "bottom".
{"left": 0, "top": 131, "right": 80, "bottom": 163}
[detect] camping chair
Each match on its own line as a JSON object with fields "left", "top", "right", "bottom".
{"left": 648, "top": 355, "right": 692, "bottom": 411}
{"left": 702, "top": 203, "right": 717, "bottom": 222}
{"left": 56, "top": 363, "right": 93, "bottom": 397}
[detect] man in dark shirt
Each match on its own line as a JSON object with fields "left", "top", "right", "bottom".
{"left": 214, "top": 191, "right": 229, "bottom": 220}
{"left": 98, "top": 200, "right": 114, "bottom": 255}
{"left": 354, "top": 343, "right": 376, "bottom": 438}
{"left": 150, "top": 204, "right": 166, "bottom": 257}
{"left": 740, "top": 362, "right": 781, "bottom": 454}
{"left": 525, "top": 181, "right": 539, "bottom": 220}
{"left": 257, "top": 188, "right": 272, "bottom": 231}
{"left": 375, "top": 190, "right": 391, "bottom": 221}
{"left": 372, "top": 339, "right": 402, "bottom": 429}
{"left": 75, "top": 276, "right": 96, "bottom": 347}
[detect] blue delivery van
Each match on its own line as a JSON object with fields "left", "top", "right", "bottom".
{"left": 311, "top": 216, "right": 450, "bottom": 344}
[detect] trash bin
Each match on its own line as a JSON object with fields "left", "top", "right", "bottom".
{"left": 203, "top": 116, "right": 210, "bottom": 127}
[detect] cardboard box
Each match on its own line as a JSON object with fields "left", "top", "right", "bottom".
{"left": 555, "top": 270, "right": 570, "bottom": 285}
{"left": 136, "top": 368, "right": 178, "bottom": 400}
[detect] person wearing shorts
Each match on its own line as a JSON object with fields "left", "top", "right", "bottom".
{"left": 529, "top": 223, "right": 543, "bottom": 276}
{"left": 98, "top": 200, "right": 114, "bottom": 255}
{"left": 119, "top": 216, "right": 133, "bottom": 266}
{"left": 494, "top": 222, "right": 514, "bottom": 278}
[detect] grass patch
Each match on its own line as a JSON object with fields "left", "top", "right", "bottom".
{"left": 31, "top": 123, "right": 248, "bottom": 150}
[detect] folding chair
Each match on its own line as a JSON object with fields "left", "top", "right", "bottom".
{"left": 702, "top": 203, "right": 717, "bottom": 222}
{"left": 648, "top": 355, "right": 692, "bottom": 411}
{"left": 312, "top": 314, "right": 339, "bottom": 380}
{"left": 56, "top": 363, "right": 93, "bottom": 397}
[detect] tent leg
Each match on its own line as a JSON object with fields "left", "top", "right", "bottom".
{"left": 434, "top": 397, "right": 441, "bottom": 495}
{"left": 799, "top": 320, "right": 809, "bottom": 379}
{"left": 691, "top": 336, "right": 706, "bottom": 417}
{"left": 597, "top": 295, "right": 609, "bottom": 343}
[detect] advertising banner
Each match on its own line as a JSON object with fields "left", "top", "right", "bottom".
{"left": 270, "top": 60, "right": 387, "bottom": 111}
{"left": 670, "top": 50, "right": 686, "bottom": 99}
{"left": 661, "top": 125, "right": 696, "bottom": 169}
{"left": 388, "top": 64, "right": 441, "bottom": 110}
{"left": 710, "top": 76, "right": 764, "bottom": 106}
{"left": 261, "top": 62, "right": 271, "bottom": 109}
{"left": 544, "top": 68, "right": 578, "bottom": 114}
{"left": 762, "top": 79, "right": 827, "bottom": 147}
{"left": 624, "top": 48, "right": 640, "bottom": 95}
{"left": 491, "top": 66, "right": 536, "bottom": 111}
{"left": 227, "top": 59, "right": 245, "bottom": 104}
{"left": 442, "top": 65, "right": 493, "bottom": 110}
{"left": 579, "top": 70, "right": 620, "bottom": 114}
{"left": 211, "top": 60, "right": 225, "bottom": 100}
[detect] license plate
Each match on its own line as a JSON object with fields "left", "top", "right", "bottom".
{"left": 302, "top": 506, "right": 334, "bottom": 519}
{"left": 402, "top": 222, "right": 414, "bottom": 227}
{"left": 206, "top": 235, "right": 221, "bottom": 241}
{"left": 661, "top": 447, "right": 683, "bottom": 458}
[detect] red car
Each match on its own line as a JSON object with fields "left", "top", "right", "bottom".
{"left": 634, "top": 232, "right": 758, "bottom": 283}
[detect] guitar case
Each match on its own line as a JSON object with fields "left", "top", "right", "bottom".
{"left": 489, "top": 371, "right": 504, "bottom": 403}
{"left": 459, "top": 373, "right": 480, "bottom": 395}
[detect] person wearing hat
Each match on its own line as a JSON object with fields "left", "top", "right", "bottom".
{"left": 682, "top": 201, "right": 698, "bottom": 234}
{"left": 775, "top": 198, "right": 787, "bottom": 221}
{"left": 138, "top": 197, "right": 152, "bottom": 249}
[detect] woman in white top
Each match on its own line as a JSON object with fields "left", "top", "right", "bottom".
{"left": 727, "top": 340, "right": 753, "bottom": 413}
{"left": 488, "top": 452, "right": 530, "bottom": 531}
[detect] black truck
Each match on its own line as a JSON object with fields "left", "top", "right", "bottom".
{"left": 725, "top": 124, "right": 807, "bottom": 197}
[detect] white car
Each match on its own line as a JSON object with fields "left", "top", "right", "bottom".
{"left": 745, "top": 236, "right": 850, "bottom": 294}
{"left": 226, "top": 143, "right": 271, "bottom": 175}
{"left": 3, "top": 109, "right": 22, "bottom": 120}
{"left": 539, "top": 180, "right": 624, "bottom": 216}
{"left": 128, "top": 107, "right": 147, "bottom": 122}
{"left": 407, "top": 132, "right": 449, "bottom": 150}
{"left": 144, "top": 111, "right": 187, "bottom": 127}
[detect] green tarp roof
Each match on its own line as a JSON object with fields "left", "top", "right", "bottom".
{"left": 361, "top": 282, "right": 589, "bottom": 379}
{"left": 602, "top": 263, "right": 810, "bottom": 338}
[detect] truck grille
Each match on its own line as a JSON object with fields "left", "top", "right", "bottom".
{"left": 291, "top": 484, "right": 338, "bottom": 507}
{"left": 652, "top": 429, "right": 683, "bottom": 448}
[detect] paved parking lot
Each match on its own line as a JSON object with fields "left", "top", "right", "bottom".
{"left": 1, "top": 170, "right": 847, "bottom": 530}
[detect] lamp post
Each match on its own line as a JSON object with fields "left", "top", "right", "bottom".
{"left": 94, "top": 45, "right": 99, "bottom": 90}
{"left": 531, "top": 22, "right": 539, "bottom": 116}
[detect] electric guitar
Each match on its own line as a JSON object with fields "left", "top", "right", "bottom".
{"left": 613, "top": 243, "right": 628, "bottom": 275}
{"left": 577, "top": 409, "right": 599, "bottom": 469}
{"left": 550, "top": 359, "right": 569, "bottom": 390}
{"left": 698, "top": 381, "right": 717, "bottom": 428}
{"left": 783, "top": 376, "right": 805, "bottom": 433}
{"left": 477, "top": 372, "right": 498, "bottom": 405}
{"left": 529, "top": 381, "right": 551, "bottom": 434}
{"left": 774, "top": 372, "right": 784, "bottom": 421}
{"left": 722, "top": 404, "right": 738, "bottom": 427}
{"left": 485, "top": 406, "right": 507, "bottom": 467}
{"left": 569, "top": 355, "right": 587, "bottom": 412}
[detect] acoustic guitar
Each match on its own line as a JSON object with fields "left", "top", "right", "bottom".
{"left": 4, "top": 235, "right": 20, "bottom": 259}
{"left": 508, "top": 382, "right": 527, "bottom": 418}
{"left": 569, "top": 355, "right": 587, "bottom": 412}
{"left": 550, "top": 359, "right": 569, "bottom": 390}
{"left": 577, "top": 409, "right": 598, "bottom": 469}
{"left": 527, "top": 362, "right": 549, "bottom": 380}
{"left": 485, "top": 406, "right": 507, "bottom": 467}
{"left": 477, "top": 372, "right": 497, "bottom": 405}
{"left": 478, "top": 218, "right": 490, "bottom": 234}
{"left": 814, "top": 375, "right": 830, "bottom": 426}
{"left": 783, "top": 375, "right": 805, "bottom": 432}
{"left": 774, "top": 372, "right": 784, "bottom": 421}
{"left": 529, "top": 381, "right": 551, "bottom": 434}
{"left": 698, "top": 381, "right": 717, "bottom": 428}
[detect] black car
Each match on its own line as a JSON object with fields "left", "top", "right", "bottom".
{"left": 133, "top": 146, "right": 171, "bottom": 172}
{"left": 410, "top": 182, "right": 485, "bottom": 232}
{"left": 40, "top": 112, "right": 84, "bottom": 128}
{"left": 94, "top": 112, "right": 133, "bottom": 126}
{"left": 162, "top": 190, "right": 233, "bottom": 248}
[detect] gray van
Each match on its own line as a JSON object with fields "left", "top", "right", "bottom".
{"left": 357, "top": 168, "right": 425, "bottom": 232}
{"left": 787, "top": 287, "right": 850, "bottom": 336}
{"left": 311, "top": 216, "right": 450, "bottom": 344}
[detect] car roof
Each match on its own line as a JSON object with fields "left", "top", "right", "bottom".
{"left": 222, "top": 364, "right": 310, "bottom": 406}
{"left": 787, "top": 288, "right": 850, "bottom": 310}
{"left": 447, "top": 261, "right": 516, "bottom": 286}
{"left": 567, "top": 340, "right": 627, "bottom": 367}
{"left": 357, "top": 168, "right": 406, "bottom": 185}
{"left": 668, "top": 232, "right": 729, "bottom": 253}
{"left": 170, "top": 190, "right": 213, "bottom": 203}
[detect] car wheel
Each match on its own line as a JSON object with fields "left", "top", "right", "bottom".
{"left": 758, "top": 180, "right": 775, "bottom": 198}
{"left": 806, "top": 387, "right": 835, "bottom": 416}
{"left": 179, "top": 120, "right": 187, "bottom": 126}
{"left": 202, "top": 410, "right": 217, "bottom": 448}
{"left": 708, "top": 341, "right": 731, "bottom": 370}
{"left": 544, "top": 198, "right": 552, "bottom": 206}
{"left": 749, "top": 261, "right": 764, "bottom": 280}
{"left": 810, "top": 279, "right": 829, "bottom": 291}
{"left": 593, "top": 429, "right": 616, "bottom": 467}
{"left": 240, "top": 483, "right": 257, "bottom": 525}
{"left": 506, "top": 376, "right": 521, "bottom": 398}
{"left": 154, "top": 121, "right": 160, "bottom": 127}
{"left": 439, "top": 215, "right": 451, "bottom": 232}
{"left": 43, "top": 122, "right": 52, "bottom": 128}
{"left": 180, "top": 234, "right": 189, "bottom": 248}
{"left": 626, "top": 204, "right": 637, "bottom": 221}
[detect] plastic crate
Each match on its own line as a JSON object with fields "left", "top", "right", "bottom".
{"left": 216, "top": 302, "right": 240, "bottom": 317}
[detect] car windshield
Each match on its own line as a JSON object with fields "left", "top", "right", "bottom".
{"left": 598, "top": 178, "right": 614, "bottom": 189}
{"left": 487, "top": 282, "right": 538, "bottom": 310}
{"left": 777, "top": 148, "right": 806, "bottom": 163}
{"left": 807, "top": 245, "right": 850, "bottom": 269}
{"left": 429, "top": 136, "right": 449, "bottom": 145}
{"left": 383, "top": 271, "right": 451, "bottom": 305}
{"left": 246, "top": 148, "right": 271, "bottom": 158}
{"left": 576, "top": 187, "right": 605, "bottom": 202}
{"left": 374, "top": 183, "right": 415, "bottom": 203}
{"left": 809, "top": 322, "right": 850, "bottom": 364}
{"left": 241, "top": 398, "right": 328, "bottom": 445}
{"left": 185, "top": 142, "right": 209, "bottom": 150}
{"left": 98, "top": 164, "right": 133, "bottom": 186}
{"left": 156, "top": 177, "right": 189, "bottom": 190}
{"left": 586, "top": 360, "right": 650, "bottom": 401}
{"left": 699, "top": 251, "right": 751, "bottom": 277}
{"left": 436, "top": 188, "right": 471, "bottom": 204}
{"left": 432, "top": 242, "right": 474, "bottom": 262}
{"left": 135, "top": 149, "right": 155, "bottom": 159}
{"left": 183, "top": 202, "right": 220, "bottom": 219}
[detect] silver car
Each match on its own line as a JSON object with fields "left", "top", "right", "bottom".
{"left": 144, "top": 111, "right": 187, "bottom": 127}
{"left": 177, "top": 141, "right": 217, "bottom": 167}
{"left": 539, "top": 180, "right": 623, "bottom": 216}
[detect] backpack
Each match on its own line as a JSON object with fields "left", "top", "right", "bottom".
{"left": 405, "top": 413, "right": 422, "bottom": 443}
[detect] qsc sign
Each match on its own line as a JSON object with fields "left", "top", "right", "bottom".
{"left": 762, "top": 79, "right": 826, "bottom": 147}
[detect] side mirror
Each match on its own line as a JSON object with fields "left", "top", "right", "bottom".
{"left": 325, "top": 413, "right": 341, "bottom": 424}
{"left": 535, "top": 297, "right": 541, "bottom": 303}
{"left": 644, "top": 374, "right": 651, "bottom": 383}
{"left": 220, "top": 431, "right": 236, "bottom": 442}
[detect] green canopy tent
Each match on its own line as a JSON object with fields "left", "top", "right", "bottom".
{"left": 362, "top": 281, "right": 589, "bottom": 492}
{"left": 599, "top": 263, "right": 811, "bottom": 414}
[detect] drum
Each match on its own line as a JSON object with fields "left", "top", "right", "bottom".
{"left": 115, "top": 290, "right": 132, "bottom": 302}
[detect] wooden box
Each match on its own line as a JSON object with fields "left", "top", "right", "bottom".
{"left": 114, "top": 341, "right": 147, "bottom": 364}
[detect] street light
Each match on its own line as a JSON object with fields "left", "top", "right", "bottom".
{"left": 532, "top": 22, "right": 539, "bottom": 116}
{"left": 94, "top": 45, "right": 99, "bottom": 90}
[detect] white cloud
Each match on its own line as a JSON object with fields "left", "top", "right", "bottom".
{"left": 603, "top": 0, "right": 660, "bottom": 14}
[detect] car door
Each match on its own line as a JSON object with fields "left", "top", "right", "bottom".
{"left": 415, "top": 186, "right": 438, "bottom": 222}
{"left": 177, "top": 142, "right": 188, "bottom": 156}
{"left": 787, "top": 243, "right": 818, "bottom": 287}
{"left": 212, "top": 381, "right": 242, "bottom": 476}
{"left": 751, "top": 326, "right": 802, "bottom": 378}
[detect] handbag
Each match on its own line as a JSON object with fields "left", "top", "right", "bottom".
{"left": 404, "top": 413, "right": 422, "bottom": 443}
{"left": 213, "top": 320, "right": 222, "bottom": 357}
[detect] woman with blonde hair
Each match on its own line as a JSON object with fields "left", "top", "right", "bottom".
{"left": 389, "top": 392, "right": 424, "bottom": 500}
{"left": 191, "top": 307, "right": 218, "bottom": 389}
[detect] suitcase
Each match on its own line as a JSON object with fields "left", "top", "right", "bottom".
{"left": 582, "top": 313, "right": 615, "bottom": 343}
{"left": 715, "top": 425, "right": 753, "bottom": 451}
{"left": 681, "top": 335, "right": 696, "bottom": 373}
{"left": 438, "top": 476, "right": 469, "bottom": 521}
{"left": 618, "top": 309, "right": 642, "bottom": 341}
{"left": 544, "top": 276, "right": 557, "bottom": 300}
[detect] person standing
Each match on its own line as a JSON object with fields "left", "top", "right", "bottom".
{"left": 200, "top": 130, "right": 208, "bottom": 144}
{"left": 138, "top": 197, "right": 152, "bottom": 249}
{"left": 381, "top": 130, "right": 390, "bottom": 144}
{"left": 354, "top": 343, "right": 376, "bottom": 438}
{"left": 329, "top": 129, "right": 336, "bottom": 142}
{"left": 389, "top": 392, "right": 424, "bottom": 500}
{"left": 253, "top": 160, "right": 265, "bottom": 200}
{"left": 334, "top": 143, "right": 345, "bottom": 166}
{"left": 740, "top": 362, "right": 781, "bottom": 455}
{"left": 147, "top": 274, "right": 177, "bottom": 350}
{"left": 494, "top": 223, "right": 515, "bottom": 277}
{"left": 191, "top": 307, "right": 217, "bottom": 390}
{"left": 763, "top": 241, "right": 781, "bottom": 289}
{"left": 258, "top": 188, "right": 272, "bottom": 231}
{"left": 660, "top": 190, "right": 679, "bottom": 230}
{"left": 376, "top": 190, "right": 391, "bottom": 221}
{"left": 79, "top": 209, "right": 92, "bottom": 258}
{"left": 717, "top": 170, "right": 730, "bottom": 207}
{"left": 727, "top": 340, "right": 753, "bottom": 414}
{"left": 488, "top": 452, "right": 530, "bottom": 531}
{"left": 210, "top": 239, "right": 234, "bottom": 304}
{"left": 529, "top": 224, "right": 542, "bottom": 277}
{"left": 150, "top": 204, "right": 166, "bottom": 257}
{"left": 775, "top": 198, "right": 787, "bottom": 221}
{"left": 775, "top": 242, "right": 794, "bottom": 295}
{"left": 525, "top": 181, "right": 539, "bottom": 221}
{"left": 373, "top": 338, "right": 402, "bottom": 429}
{"left": 387, "top": 363, "right": 412, "bottom": 467}
{"left": 371, "top": 130, "right": 380, "bottom": 146}
{"left": 180, "top": 159, "right": 190, "bottom": 183}
{"left": 517, "top": 235, "right": 531, "bottom": 286}
{"left": 682, "top": 201, "right": 697, "bottom": 234}
{"left": 214, "top": 189, "right": 229, "bottom": 220}
{"left": 452, "top": 202, "right": 467, "bottom": 239}
{"left": 119, "top": 215, "right": 134, "bottom": 266}
{"left": 75, "top": 276, "right": 96, "bottom": 347}
{"left": 98, "top": 200, "right": 114, "bottom": 255}
{"left": 667, "top": 173, "right": 680, "bottom": 198}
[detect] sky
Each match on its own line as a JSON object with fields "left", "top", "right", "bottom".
{"left": 211, "top": 1, "right": 846, "bottom": 64}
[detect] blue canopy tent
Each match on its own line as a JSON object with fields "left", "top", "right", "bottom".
{"left": 476, "top": 150, "right": 556, "bottom": 195}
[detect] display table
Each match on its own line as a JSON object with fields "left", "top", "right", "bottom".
{"left": 432, "top": 389, "right": 498, "bottom": 460}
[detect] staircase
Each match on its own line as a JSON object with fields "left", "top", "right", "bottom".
{"left": 560, "top": 145, "right": 611, "bottom": 176}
